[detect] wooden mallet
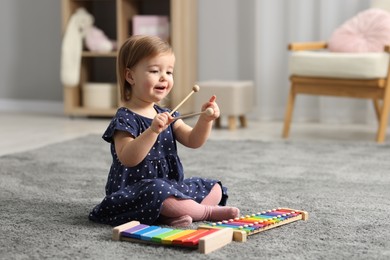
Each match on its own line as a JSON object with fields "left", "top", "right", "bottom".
{"left": 169, "top": 85, "right": 200, "bottom": 115}
{"left": 173, "top": 107, "right": 214, "bottom": 120}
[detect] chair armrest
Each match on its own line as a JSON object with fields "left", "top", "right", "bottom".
{"left": 288, "top": 41, "right": 328, "bottom": 51}
{"left": 385, "top": 45, "right": 390, "bottom": 52}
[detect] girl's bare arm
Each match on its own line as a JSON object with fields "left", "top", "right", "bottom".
{"left": 114, "top": 112, "right": 171, "bottom": 167}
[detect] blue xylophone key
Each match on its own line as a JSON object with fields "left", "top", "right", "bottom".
{"left": 140, "top": 228, "right": 173, "bottom": 241}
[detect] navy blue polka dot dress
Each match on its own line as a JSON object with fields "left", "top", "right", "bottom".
{"left": 89, "top": 105, "right": 228, "bottom": 226}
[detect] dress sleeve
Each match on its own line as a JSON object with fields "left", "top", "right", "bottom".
{"left": 102, "top": 106, "right": 180, "bottom": 143}
{"left": 102, "top": 109, "right": 140, "bottom": 143}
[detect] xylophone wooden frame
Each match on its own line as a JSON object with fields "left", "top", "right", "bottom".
{"left": 112, "top": 207, "right": 308, "bottom": 254}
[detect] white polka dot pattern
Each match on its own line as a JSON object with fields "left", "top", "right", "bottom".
{"left": 89, "top": 106, "right": 228, "bottom": 226}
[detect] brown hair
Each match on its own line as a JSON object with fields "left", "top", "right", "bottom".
{"left": 117, "top": 35, "right": 173, "bottom": 102}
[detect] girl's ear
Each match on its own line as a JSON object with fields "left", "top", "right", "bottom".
{"left": 125, "top": 68, "right": 135, "bottom": 85}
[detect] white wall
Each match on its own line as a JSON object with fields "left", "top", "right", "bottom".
{"left": 198, "top": 0, "right": 256, "bottom": 81}
{"left": 0, "top": 0, "right": 62, "bottom": 106}
{"left": 198, "top": 0, "right": 239, "bottom": 80}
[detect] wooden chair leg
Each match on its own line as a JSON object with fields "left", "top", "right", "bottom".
{"left": 282, "top": 85, "right": 296, "bottom": 138}
{"left": 376, "top": 87, "right": 390, "bottom": 143}
{"left": 373, "top": 99, "right": 381, "bottom": 122}
{"left": 239, "top": 115, "right": 247, "bottom": 128}
{"left": 215, "top": 117, "right": 221, "bottom": 128}
{"left": 228, "top": 116, "right": 236, "bottom": 130}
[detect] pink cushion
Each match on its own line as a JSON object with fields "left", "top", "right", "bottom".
{"left": 328, "top": 8, "right": 390, "bottom": 52}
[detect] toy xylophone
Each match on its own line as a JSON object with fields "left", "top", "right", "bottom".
{"left": 112, "top": 220, "right": 233, "bottom": 254}
{"left": 112, "top": 208, "right": 308, "bottom": 254}
{"left": 198, "top": 207, "right": 308, "bottom": 242}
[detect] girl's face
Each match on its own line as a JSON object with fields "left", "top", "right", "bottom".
{"left": 126, "top": 52, "right": 175, "bottom": 104}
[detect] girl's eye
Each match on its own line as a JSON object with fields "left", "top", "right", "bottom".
{"left": 167, "top": 71, "right": 173, "bottom": 75}
{"left": 150, "top": 70, "right": 158, "bottom": 73}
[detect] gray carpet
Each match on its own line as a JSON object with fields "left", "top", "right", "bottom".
{"left": 1, "top": 135, "right": 390, "bottom": 260}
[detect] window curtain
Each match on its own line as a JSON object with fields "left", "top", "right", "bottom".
{"left": 252, "top": 0, "right": 373, "bottom": 123}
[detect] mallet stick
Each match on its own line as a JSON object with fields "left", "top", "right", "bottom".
{"left": 173, "top": 107, "right": 214, "bottom": 120}
{"left": 169, "top": 85, "right": 200, "bottom": 115}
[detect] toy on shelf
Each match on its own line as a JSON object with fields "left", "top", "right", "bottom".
{"left": 85, "top": 26, "right": 117, "bottom": 52}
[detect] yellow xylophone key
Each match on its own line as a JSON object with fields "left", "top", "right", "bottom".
{"left": 151, "top": 229, "right": 183, "bottom": 243}
{"left": 161, "top": 229, "right": 197, "bottom": 245}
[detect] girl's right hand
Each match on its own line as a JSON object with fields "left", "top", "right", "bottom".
{"left": 150, "top": 112, "right": 173, "bottom": 134}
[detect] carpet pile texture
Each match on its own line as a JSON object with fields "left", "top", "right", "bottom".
{"left": 1, "top": 135, "right": 389, "bottom": 259}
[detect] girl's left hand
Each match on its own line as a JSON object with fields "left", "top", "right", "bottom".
{"left": 201, "top": 95, "right": 220, "bottom": 121}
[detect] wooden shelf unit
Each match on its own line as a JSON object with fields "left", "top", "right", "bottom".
{"left": 61, "top": 0, "right": 198, "bottom": 117}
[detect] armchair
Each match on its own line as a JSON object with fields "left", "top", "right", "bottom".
{"left": 282, "top": 1, "right": 390, "bottom": 143}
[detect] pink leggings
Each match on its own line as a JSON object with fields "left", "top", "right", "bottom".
{"left": 159, "top": 184, "right": 239, "bottom": 222}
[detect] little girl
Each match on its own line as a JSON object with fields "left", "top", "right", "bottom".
{"left": 89, "top": 35, "right": 239, "bottom": 227}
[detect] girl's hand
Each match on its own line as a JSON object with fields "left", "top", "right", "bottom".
{"left": 200, "top": 95, "right": 220, "bottom": 121}
{"left": 150, "top": 112, "right": 173, "bottom": 134}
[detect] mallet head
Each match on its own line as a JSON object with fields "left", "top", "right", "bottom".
{"left": 205, "top": 107, "right": 214, "bottom": 116}
{"left": 193, "top": 85, "right": 200, "bottom": 92}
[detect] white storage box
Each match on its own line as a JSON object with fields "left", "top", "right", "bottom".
{"left": 82, "top": 83, "right": 117, "bottom": 109}
{"left": 194, "top": 80, "right": 254, "bottom": 116}
{"left": 132, "top": 15, "right": 170, "bottom": 41}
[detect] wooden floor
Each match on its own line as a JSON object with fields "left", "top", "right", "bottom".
{"left": 0, "top": 112, "right": 382, "bottom": 156}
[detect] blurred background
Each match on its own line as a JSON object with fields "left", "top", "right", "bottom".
{"left": 0, "top": 0, "right": 373, "bottom": 124}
